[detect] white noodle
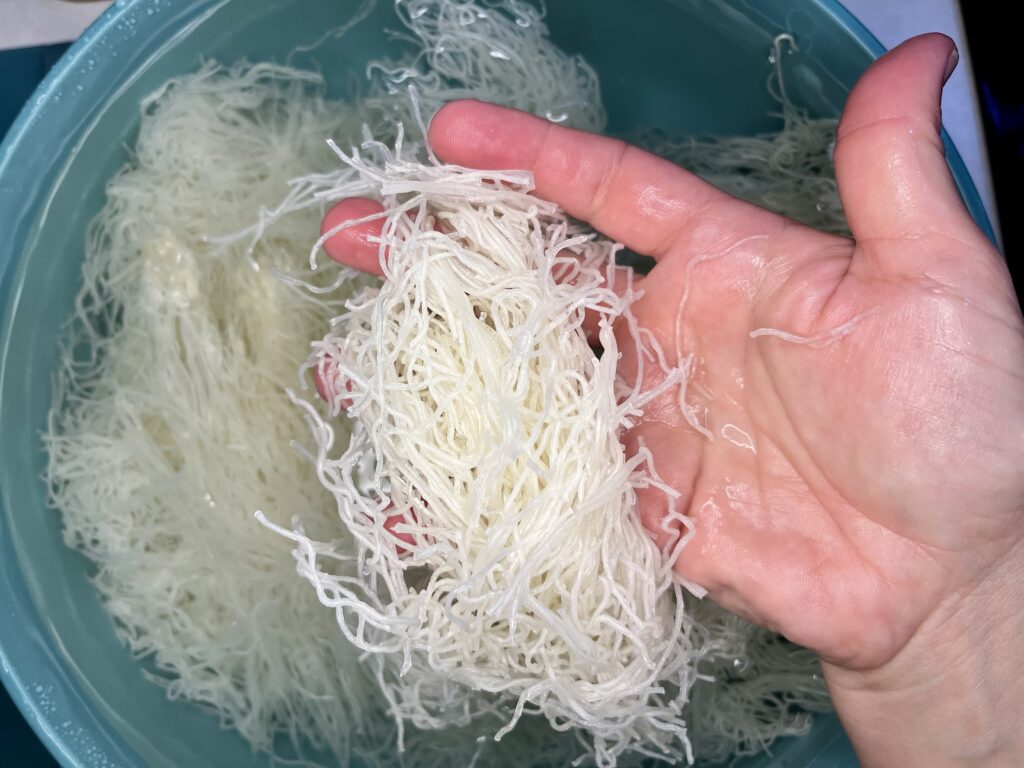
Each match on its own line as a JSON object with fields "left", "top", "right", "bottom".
{"left": 749, "top": 310, "right": 875, "bottom": 347}
{"left": 44, "top": 61, "right": 381, "bottom": 762}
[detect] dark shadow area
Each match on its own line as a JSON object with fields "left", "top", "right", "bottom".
{"left": 961, "top": 5, "right": 1021, "bottom": 293}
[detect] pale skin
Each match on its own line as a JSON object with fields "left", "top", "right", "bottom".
{"left": 319, "top": 34, "right": 1024, "bottom": 766}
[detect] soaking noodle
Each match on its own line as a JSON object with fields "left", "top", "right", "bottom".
{"left": 44, "top": 61, "right": 380, "bottom": 762}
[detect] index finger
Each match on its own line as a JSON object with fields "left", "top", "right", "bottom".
{"left": 321, "top": 197, "right": 386, "bottom": 276}
{"left": 427, "top": 100, "right": 730, "bottom": 260}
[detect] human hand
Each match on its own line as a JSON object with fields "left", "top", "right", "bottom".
{"left": 321, "top": 34, "right": 1024, "bottom": 766}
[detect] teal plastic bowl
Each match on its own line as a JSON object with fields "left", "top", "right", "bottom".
{"left": 0, "top": 1, "right": 991, "bottom": 766}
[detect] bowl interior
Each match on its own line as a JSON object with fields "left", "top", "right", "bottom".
{"left": 0, "top": 1, "right": 985, "bottom": 766}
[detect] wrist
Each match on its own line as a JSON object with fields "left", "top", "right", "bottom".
{"left": 823, "top": 549, "right": 1024, "bottom": 767}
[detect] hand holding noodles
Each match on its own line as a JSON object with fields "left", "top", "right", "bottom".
{"left": 268, "top": 135, "right": 716, "bottom": 767}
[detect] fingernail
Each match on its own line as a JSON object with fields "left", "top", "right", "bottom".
{"left": 942, "top": 46, "right": 959, "bottom": 84}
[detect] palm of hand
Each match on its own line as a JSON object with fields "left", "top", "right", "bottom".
{"left": 630, "top": 197, "right": 1024, "bottom": 668}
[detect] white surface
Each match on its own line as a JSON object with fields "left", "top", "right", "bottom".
{"left": 0, "top": 0, "right": 995, "bottom": 226}
{"left": 840, "top": 0, "right": 996, "bottom": 228}
{"left": 0, "top": 0, "right": 112, "bottom": 50}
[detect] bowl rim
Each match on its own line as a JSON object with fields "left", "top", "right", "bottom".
{"left": 0, "top": 0, "right": 997, "bottom": 765}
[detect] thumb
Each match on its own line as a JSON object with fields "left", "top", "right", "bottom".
{"left": 834, "top": 34, "right": 982, "bottom": 257}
